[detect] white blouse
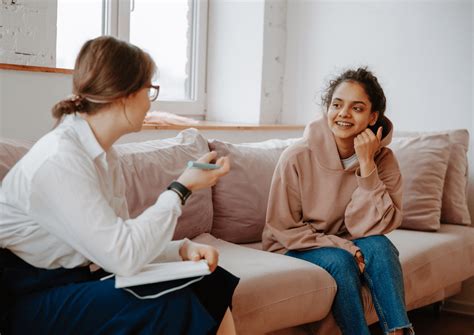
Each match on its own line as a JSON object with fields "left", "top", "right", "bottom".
{"left": 0, "top": 114, "right": 184, "bottom": 276}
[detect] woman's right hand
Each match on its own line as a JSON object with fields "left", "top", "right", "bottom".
{"left": 179, "top": 239, "right": 219, "bottom": 272}
{"left": 176, "top": 151, "right": 230, "bottom": 192}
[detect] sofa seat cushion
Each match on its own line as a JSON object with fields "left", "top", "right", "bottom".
{"left": 357, "top": 224, "right": 474, "bottom": 326}
{"left": 192, "top": 233, "right": 337, "bottom": 334}
{"left": 387, "top": 224, "right": 474, "bottom": 306}
{"left": 243, "top": 225, "right": 474, "bottom": 330}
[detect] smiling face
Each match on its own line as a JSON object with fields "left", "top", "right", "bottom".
{"left": 327, "top": 80, "right": 378, "bottom": 155}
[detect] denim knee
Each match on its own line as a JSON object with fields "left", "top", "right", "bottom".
{"left": 286, "top": 247, "right": 360, "bottom": 280}
{"left": 319, "top": 249, "right": 361, "bottom": 280}
{"left": 354, "top": 235, "right": 399, "bottom": 259}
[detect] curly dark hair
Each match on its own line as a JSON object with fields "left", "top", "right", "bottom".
{"left": 321, "top": 67, "right": 387, "bottom": 134}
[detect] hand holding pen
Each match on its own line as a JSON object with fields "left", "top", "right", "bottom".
{"left": 177, "top": 151, "right": 230, "bottom": 191}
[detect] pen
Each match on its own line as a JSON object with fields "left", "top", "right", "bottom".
{"left": 187, "top": 161, "right": 221, "bottom": 170}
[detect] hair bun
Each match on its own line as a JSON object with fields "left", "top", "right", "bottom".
{"left": 69, "top": 95, "right": 86, "bottom": 112}
{"left": 51, "top": 96, "right": 80, "bottom": 120}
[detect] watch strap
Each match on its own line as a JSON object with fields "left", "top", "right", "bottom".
{"left": 167, "top": 181, "right": 192, "bottom": 205}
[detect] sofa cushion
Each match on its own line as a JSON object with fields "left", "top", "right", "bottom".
{"left": 395, "top": 130, "right": 471, "bottom": 226}
{"left": 389, "top": 134, "right": 451, "bottom": 231}
{"left": 0, "top": 138, "right": 34, "bottom": 182}
{"left": 208, "top": 138, "right": 299, "bottom": 243}
{"left": 193, "top": 233, "right": 337, "bottom": 334}
{"left": 248, "top": 224, "right": 474, "bottom": 333}
{"left": 360, "top": 224, "right": 474, "bottom": 325}
{"left": 388, "top": 225, "right": 474, "bottom": 306}
{"left": 115, "top": 129, "right": 213, "bottom": 240}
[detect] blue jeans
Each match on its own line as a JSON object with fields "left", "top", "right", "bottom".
{"left": 286, "top": 235, "right": 413, "bottom": 335}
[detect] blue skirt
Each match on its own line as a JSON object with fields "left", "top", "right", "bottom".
{"left": 0, "top": 249, "right": 239, "bottom": 335}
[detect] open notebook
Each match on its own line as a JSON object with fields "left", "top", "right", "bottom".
{"left": 114, "top": 260, "right": 211, "bottom": 289}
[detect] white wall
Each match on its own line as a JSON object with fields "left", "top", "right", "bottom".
{"left": 0, "top": 69, "right": 71, "bottom": 140}
{"left": 206, "top": 0, "right": 265, "bottom": 124}
{"left": 283, "top": 0, "right": 472, "bottom": 131}
{"left": 206, "top": 0, "right": 287, "bottom": 124}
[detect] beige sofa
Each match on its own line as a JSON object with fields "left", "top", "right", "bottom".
{"left": 1, "top": 128, "right": 473, "bottom": 334}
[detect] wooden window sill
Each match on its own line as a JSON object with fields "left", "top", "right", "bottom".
{"left": 0, "top": 63, "right": 73, "bottom": 74}
{"left": 142, "top": 121, "right": 304, "bottom": 131}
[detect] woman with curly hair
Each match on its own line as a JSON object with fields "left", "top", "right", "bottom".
{"left": 263, "top": 67, "right": 413, "bottom": 335}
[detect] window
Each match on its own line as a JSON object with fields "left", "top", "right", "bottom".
{"left": 56, "top": 0, "right": 208, "bottom": 117}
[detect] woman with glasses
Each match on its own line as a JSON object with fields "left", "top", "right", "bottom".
{"left": 0, "top": 36, "right": 239, "bottom": 334}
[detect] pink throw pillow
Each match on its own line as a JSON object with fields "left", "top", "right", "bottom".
{"left": 389, "top": 134, "right": 451, "bottom": 231}
{"left": 209, "top": 138, "right": 300, "bottom": 243}
{"left": 0, "top": 138, "right": 34, "bottom": 182}
{"left": 395, "top": 130, "right": 470, "bottom": 225}
{"left": 115, "top": 129, "right": 213, "bottom": 240}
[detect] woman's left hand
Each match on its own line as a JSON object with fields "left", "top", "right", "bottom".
{"left": 179, "top": 239, "right": 219, "bottom": 272}
{"left": 354, "top": 127, "right": 382, "bottom": 177}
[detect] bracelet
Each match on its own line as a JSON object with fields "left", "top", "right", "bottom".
{"left": 167, "top": 181, "right": 192, "bottom": 205}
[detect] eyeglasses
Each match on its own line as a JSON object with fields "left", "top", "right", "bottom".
{"left": 148, "top": 84, "right": 160, "bottom": 101}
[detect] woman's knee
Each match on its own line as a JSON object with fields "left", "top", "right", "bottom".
{"left": 287, "top": 248, "right": 361, "bottom": 295}
{"left": 329, "top": 249, "right": 358, "bottom": 267}
{"left": 321, "top": 250, "right": 362, "bottom": 293}
{"left": 316, "top": 249, "right": 360, "bottom": 280}
{"left": 288, "top": 247, "right": 354, "bottom": 269}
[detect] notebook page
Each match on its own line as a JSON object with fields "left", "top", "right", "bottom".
{"left": 115, "top": 260, "right": 211, "bottom": 288}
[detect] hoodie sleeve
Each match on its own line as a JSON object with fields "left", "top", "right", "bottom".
{"left": 344, "top": 148, "right": 403, "bottom": 237}
{"left": 263, "top": 155, "right": 360, "bottom": 256}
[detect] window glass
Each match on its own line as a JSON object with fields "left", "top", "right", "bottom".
{"left": 130, "top": 0, "right": 191, "bottom": 100}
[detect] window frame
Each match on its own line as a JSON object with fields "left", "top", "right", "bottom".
{"left": 104, "top": 0, "right": 207, "bottom": 118}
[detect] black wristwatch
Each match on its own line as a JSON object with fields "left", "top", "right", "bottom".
{"left": 167, "top": 181, "right": 192, "bottom": 205}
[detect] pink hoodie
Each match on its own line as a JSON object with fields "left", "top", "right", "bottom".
{"left": 262, "top": 113, "right": 403, "bottom": 255}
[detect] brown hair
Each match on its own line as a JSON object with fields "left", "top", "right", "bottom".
{"left": 52, "top": 36, "right": 156, "bottom": 122}
{"left": 321, "top": 67, "right": 388, "bottom": 135}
